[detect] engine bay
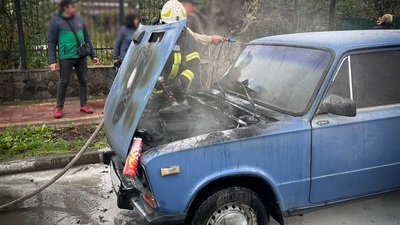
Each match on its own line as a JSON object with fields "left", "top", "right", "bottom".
{"left": 135, "top": 92, "right": 268, "bottom": 148}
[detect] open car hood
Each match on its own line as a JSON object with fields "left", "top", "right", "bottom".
{"left": 104, "top": 20, "right": 186, "bottom": 159}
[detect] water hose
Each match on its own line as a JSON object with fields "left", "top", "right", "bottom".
{"left": 0, "top": 118, "right": 105, "bottom": 211}
{"left": 225, "top": 38, "right": 249, "bottom": 45}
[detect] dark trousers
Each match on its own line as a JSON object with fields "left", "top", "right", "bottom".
{"left": 57, "top": 58, "right": 88, "bottom": 109}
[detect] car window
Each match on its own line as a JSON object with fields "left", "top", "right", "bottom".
{"left": 329, "top": 57, "right": 351, "bottom": 99}
{"left": 327, "top": 50, "right": 400, "bottom": 109}
{"left": 221, "top": 45, "right": 332, "bottom": 115}
{"left": 352, "top": 50, "right": 400, "bottom": 108}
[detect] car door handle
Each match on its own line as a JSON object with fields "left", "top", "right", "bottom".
{"left": 316, "top": 120, "right": 329, "bottom": 125}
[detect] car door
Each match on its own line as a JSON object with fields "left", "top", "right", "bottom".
{"left": 310, "top": 49, "right": 400, "bottom": 203}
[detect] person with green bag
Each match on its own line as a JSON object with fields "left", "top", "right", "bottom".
{"left": 48, "top": 0, "right": 99, "bottom": 119}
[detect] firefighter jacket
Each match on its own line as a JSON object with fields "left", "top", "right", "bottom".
{"left": 158, "top": 27, "right": 200, "bottom": 102}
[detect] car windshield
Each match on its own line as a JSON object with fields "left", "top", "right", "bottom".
{"left": 220, "top": 45, "right": 332, "bottom": 115}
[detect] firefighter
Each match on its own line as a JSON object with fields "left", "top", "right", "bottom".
{"left": 151, "top": 0, "right": 200, "bottom": 108}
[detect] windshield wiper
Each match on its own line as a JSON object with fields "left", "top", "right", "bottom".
{"left": 240, "top": 80, "right": 257, "bottom": 110}
{"left": 216, "top": 81, "right": 227, "bottom": 98}
{"left": 217, "top": 80, "right": 258, "bottom": 112}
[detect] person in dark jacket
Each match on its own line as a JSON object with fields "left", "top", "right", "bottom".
{"left": 48, "top": 0, "right": 99, "bottom": 119}
{"left": 374, "top": 14, "right": 395, "bottom": 29}
{"left": 113, "top": 14, "right": 141, "bottom": 64}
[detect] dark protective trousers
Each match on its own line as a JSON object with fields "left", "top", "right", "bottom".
{"left": 57, "top": 57, "right": 88, "bottom": 109}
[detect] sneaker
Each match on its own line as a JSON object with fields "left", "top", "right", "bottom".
{"left": 80, "top": 105, "right": 94, "bottom": 114}
{"left": 54, "top": 108, "right": 63, "bottom": 119}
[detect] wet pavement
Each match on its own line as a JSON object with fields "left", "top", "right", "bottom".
{"left": 0, "top": 163, "right": 399, "bottom": 225}
{"left": 0, "top": 164, "right": 139, "bottom": 225}
{"left": 273, "top": 190, "right": 400, "bottom": 225}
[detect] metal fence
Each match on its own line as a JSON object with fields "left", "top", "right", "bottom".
{"left": 0, "top": 0, "right": 50, "bottom": 69}
{"left": 0, "top": 0, "right": 397, "bottom": 70}
{"left": 138, "top": 0, "right": 166, "bottom": 25}
{"left": 0, "top": 0, "right": 122, "bottom": 69}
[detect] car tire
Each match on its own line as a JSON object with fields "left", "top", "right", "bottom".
{"left": 189, "top": 186, "right": 269, "bottom": 225}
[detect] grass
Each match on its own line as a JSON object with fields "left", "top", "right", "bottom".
{"left": 0, "top": 123, "right": 109, "bottom": 161}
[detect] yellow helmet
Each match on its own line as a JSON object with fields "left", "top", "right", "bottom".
{"left": 161, "top": 0, "right": 187, "bottom": 24}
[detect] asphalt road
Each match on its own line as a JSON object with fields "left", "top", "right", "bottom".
{"left": 0, "top": 164, "right": 139, "bottom": 225}
{"left": 0, "top": 163, "right": 399, "bottom": 225}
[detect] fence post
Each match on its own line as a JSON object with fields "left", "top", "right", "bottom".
{"left": 328, "top": 0, "right": 336, "bottom": 31}
{"left": 119, "top": 0, "right": 125, "bottom": 26}
{"left": 14, "top": 0, "right": 28, "bottom": 69}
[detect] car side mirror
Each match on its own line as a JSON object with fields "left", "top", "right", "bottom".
{"left": 319, "top": 94, "right": 357, "bottom": 117}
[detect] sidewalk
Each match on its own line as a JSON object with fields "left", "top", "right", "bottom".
{"left": 0, "top": 97, "right": 106, "bottom": 129}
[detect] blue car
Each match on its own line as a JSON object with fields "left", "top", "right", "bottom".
{"left": 104, "top": 20, "right": 400, "bottom": 225}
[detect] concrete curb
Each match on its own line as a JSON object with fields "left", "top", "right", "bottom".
{"left": 0, "top": 148, "right": 112, "bottom": 176}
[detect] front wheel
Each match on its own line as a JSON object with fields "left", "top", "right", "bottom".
{"left": 189, "top": 186, "right": 269, "bottom": 225}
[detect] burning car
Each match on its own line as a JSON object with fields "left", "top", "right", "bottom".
{"left": 104, "top": 20, "right": 400, "bottom": 225}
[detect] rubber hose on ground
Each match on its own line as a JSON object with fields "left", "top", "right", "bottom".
{"left": 0, "top": 118, "right": 105, "bottom": 211}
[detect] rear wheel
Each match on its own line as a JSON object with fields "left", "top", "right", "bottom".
{"left": 189, "top": 186, "right": 269, "bottom": 225}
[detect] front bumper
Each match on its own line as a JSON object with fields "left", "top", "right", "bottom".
{"left": 110, "top": 156, "right": 186, "bottom": 225}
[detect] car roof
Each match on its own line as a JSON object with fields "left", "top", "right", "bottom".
{"left": 251, "top": 30, "right": 400, "bottom": 55}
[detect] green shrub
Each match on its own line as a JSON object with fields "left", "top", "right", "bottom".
{"left": 0, "top": 124, "right": 108, "bottom": 160}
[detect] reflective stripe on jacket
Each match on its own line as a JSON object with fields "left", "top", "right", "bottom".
{"left": 164, "top": 28, "right": 200, "bottom": 91}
